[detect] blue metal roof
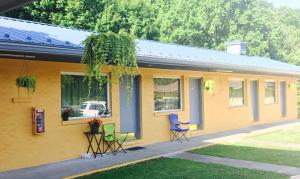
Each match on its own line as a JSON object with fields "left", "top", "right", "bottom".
{"left": 0, "top": 16, "right": 88, "bottom": 48}
{"left": 0, "top": 16, "right": 300, "bottom": 76}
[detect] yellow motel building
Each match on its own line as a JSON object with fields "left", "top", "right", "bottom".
{"left": 0, "top": 16, "right": 299, "bottom": 171}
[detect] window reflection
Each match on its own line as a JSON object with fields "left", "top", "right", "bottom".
{"left": 154, "top": 78, "right": 181, "bottom": 111}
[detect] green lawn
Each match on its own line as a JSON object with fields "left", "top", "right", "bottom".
{"left": 191, "top": 144, "right": 300, "bottom": 167}
{"left": 248, "top": 125, "right": 300, "bottom": 143}
{"left": 77, "top": 158, "right": 288, "bottom": 179}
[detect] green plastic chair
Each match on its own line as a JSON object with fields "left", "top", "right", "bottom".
{"left": 102, "top": 123, "right": 128, "bottom": 154}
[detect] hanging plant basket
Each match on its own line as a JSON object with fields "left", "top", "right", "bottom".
{"left": 82, "top": 30, "right": 138, "bottom": 95}
{"left": 16, "top": 61, "right": 36, "bottom": 96}
{"left": 204, "top": 80, "right": 215, "bottom": 94}
{"left": 16, "top": 75, "right": 36, "bottom": 94}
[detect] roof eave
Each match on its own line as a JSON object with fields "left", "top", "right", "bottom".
{"left": 0, "top": 41, "right": 83, "bottom": 62}
{"left": 0, "top": 42, "right": 299, "bottom": 77}
{"left": 137, "top": 55, "right": 300, "bottom": 77}
{"left": 0, "top": 41, "right": 83, "bottom": 56}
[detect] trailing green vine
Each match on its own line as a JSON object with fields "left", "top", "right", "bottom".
{"left": 82, "top": 30, "right": 138, "bottom": 96}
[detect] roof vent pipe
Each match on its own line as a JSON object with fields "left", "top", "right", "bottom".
{"left": 225, "top": 40, "right": 247, "bottom": 55}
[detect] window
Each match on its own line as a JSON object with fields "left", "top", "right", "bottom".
{"left": 61, "top": 73, "right": 110, "bottom": 120}
{"left": 154, "top": 78, "right": 181, "bottom": 111}
{"left": 229, "top": 80, "right": 245, "bottom": 107}
{"left": 265, "top": 81, "right": 276, "bottom": 104}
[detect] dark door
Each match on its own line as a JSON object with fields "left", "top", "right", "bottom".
{"left": 120, "top": 76, "right": 140, "bottom": 139}
{"left": 189, "top": 78, "right": 203, "bottom": 129}
{"left": 250, "top": 80, "right": 259, "bottom": 121}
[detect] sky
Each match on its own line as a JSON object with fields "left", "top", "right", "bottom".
{"left": 266, "top": 0, "right": 300, "bottom": 9}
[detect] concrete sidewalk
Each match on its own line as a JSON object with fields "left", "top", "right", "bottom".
{"left": 169, "top": 152, "right": 300, "bottom": 176}
{"left": 1, "top": 120, "right": 299, "bottom": 179}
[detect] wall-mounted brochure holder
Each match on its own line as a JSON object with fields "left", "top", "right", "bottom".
{"left": 32, "top": 108, "right": 45, "bottom": 135}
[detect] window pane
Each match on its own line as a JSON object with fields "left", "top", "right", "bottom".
{"left": 61, "top": 75, "right": 108, "bottom": 120}
{"left": 265, "top": 82, "right": 276, "bottom": 104}
{"left": 154, "top": 78, "right": 181, "bottom": 111}
{"left": 229, "top": 81, "right": 244, "bottom": 106}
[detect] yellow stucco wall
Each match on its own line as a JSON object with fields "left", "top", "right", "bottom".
{"left": 0, "top": 58, "right": 298, "bottom": 171}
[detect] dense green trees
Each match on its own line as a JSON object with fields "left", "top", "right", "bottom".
{"left": 4, "top": 0, "right": 300, "bottom": 65}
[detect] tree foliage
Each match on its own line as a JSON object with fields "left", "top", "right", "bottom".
{"left": 5, "top": 0, "right": 300, "bottom": 66}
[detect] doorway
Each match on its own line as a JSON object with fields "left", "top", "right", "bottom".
{"left": 280, "top": 81, "right": 287, "bottom": 117}
{"left": 189, "top": 78, "right": 203, "bottom": 130}
{"left": 250, "top": 80, "right": 259, "bottom": 121}
{"left": 120, "top": 76, "right": 140, "bottom": 139}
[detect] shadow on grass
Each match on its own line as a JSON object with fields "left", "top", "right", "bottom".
{"left": 190, "top": 144, "right": 300, "bottom": 168}
{"left": 77, "top": 157, "right": 288, "bottom": 179}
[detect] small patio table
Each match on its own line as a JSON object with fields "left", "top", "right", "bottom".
{"left": 83, "top": 131, "right": 103, "bottom": 158}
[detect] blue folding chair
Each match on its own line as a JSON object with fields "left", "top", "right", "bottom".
{"left": 169, "top": 114, "right": 190, "bottom": 142}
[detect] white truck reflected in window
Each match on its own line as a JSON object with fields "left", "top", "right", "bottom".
{"left": 80, "top": 101, "right": 106, "bottom": 117}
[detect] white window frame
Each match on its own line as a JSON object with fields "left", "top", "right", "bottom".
{"left": 264, "top": 80, "right": 277, "bottom": 104}
{"left": 153, "top": 76, "right": 183, "bottom": 112}
{"left": 60, "top": 72, "right": 111, "bottom": 120}
{"left": 229, "top": 79, "right": 245, "bottom": 107}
